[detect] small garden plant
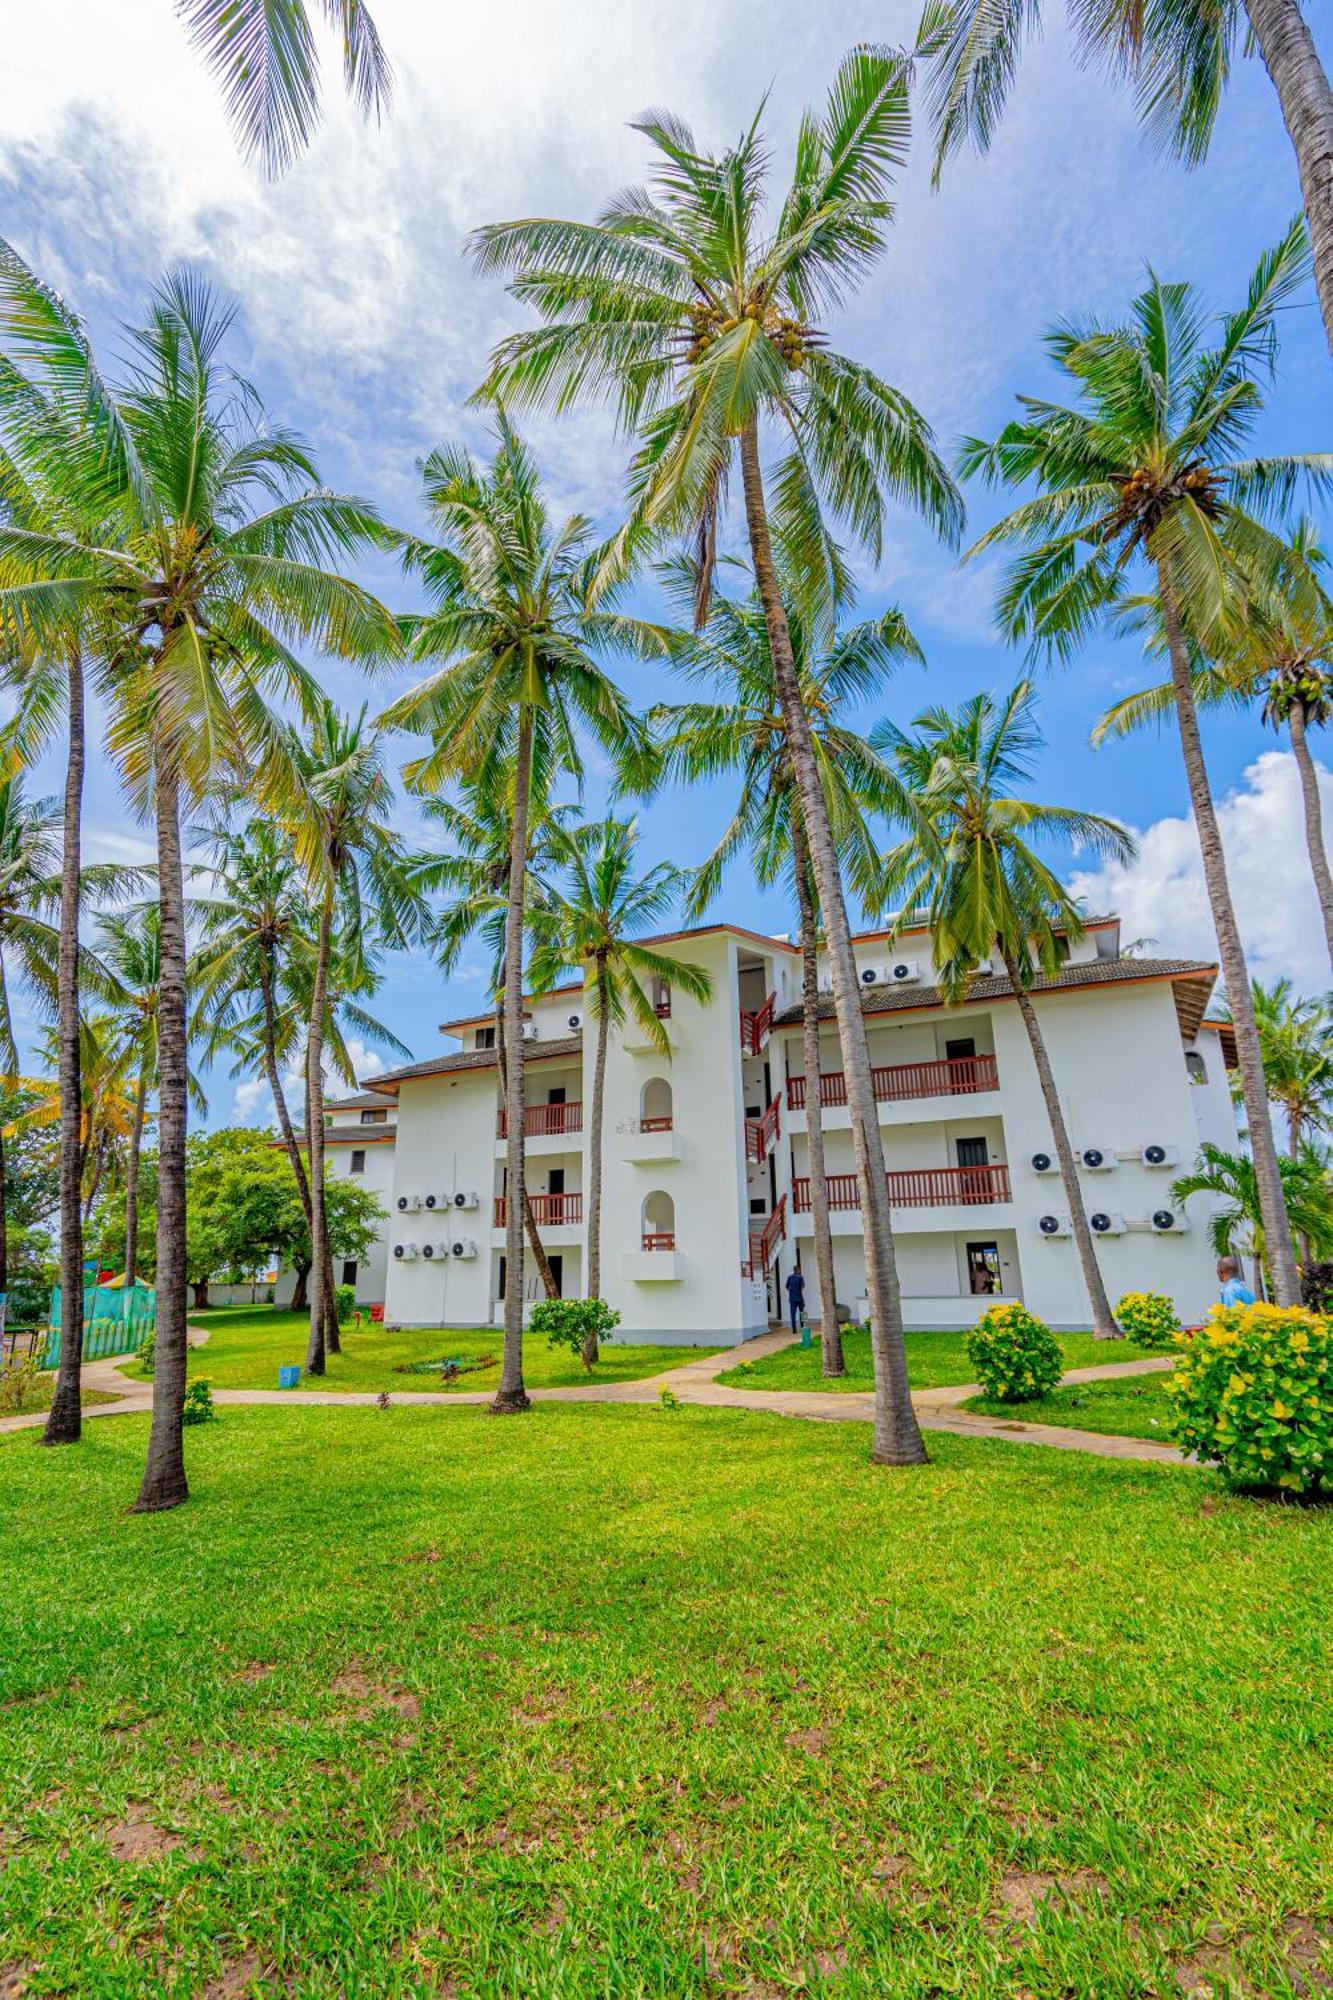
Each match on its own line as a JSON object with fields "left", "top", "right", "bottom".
{"left": 136, "top": 1329, "right": 156, "bottom": 1377}
{"left": 529, "top": 1297, "right": 621, "bottom": 1371}
{"left": 966, "top": 1302, "right": 1063, "bottom": 1403}
{"left": 0, "top": 1352, "right": 43, "bottom": 1414}
{"left": 335, "top": 1283, "right": 356, "bottom": 1325}
{"left": 1167, "top": 1302, "right": 1332, "bottom": 1494}
{"left": 182, "top": 1379, "right": 217, "bottom": 1426}
{"left": 1114, "top": 1291, "right": 1182, "bottom": 1349}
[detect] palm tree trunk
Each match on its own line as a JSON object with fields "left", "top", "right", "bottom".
{"left": 1243, "top": 0, "right": 1333, "bottom": 365}
{"left": 0, "top": 1124, "right": 7, "bottom": 1295}
{"left": 583, "top": 953, "right": 610, "bottom": 1365}
{"left": 133, "top": 762, "right": 190, "bottom": 1512}
{"left": 791, "top": 805, "right": 843, "bottom": 1376}
{"left": 494, "top": 993, "right": 559, "bottom": 1298}
{"left": 1159, "top": 561, "right": 1301, "bottom": 1305}
{"left": 304, "top": 886, "right": 335, "bottom": 1376}
{"left": 738, "top": 421, "right": 925, "bottom": 1465}
{"left": 998, "top": 944, "right": 1120, "bottom": 1337}
{"left": 494, "top": 706, "right": 533, "bottom": 1414}
{"left": 1286, "top": 698, "right": 1333, "bottom": 976}
{"left": 44, "top": 650, "right": 87, "bottom": 1448}
{"left": 122, "top": 1065, "right": 148, "bottom": 1291}
{"left": 261, "top": 960, "right": 313, "bottom": 1218}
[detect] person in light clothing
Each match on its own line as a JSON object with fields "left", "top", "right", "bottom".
{"left": 1216, "top": 1256, "right": 1256, "bottom": 1308}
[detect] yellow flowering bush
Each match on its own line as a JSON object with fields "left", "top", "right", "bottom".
{"left": 1167, "top": 1303, "right": 1333, "bottom": 1493}
{"left": 966, "top": 1302, "right": 1062, "bottom": 1403}
{"left": 1114, "top": 1290, "right": 1182, "bottom": 1349}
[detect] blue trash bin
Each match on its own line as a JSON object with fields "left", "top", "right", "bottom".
{"left": 279, "top": 1364, "right": 302, "bottom": 1389}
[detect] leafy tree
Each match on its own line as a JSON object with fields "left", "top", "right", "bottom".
{"left": 1171, "top": 1141, "right": 1333, "bottom": 1291}
{"left": 961, "top": 225, "right": 1332, "bottom": 1307}
{"left": 528, "top": 816, "right": 710, "bottom": 1357}
{"left": 470, "top": 50, "right": 964, "bottom": 1465}
{"left": 0, "top": 250, "right": 397, "bottom": 1509}
{"left": 876, "top": 682, "right": 1135, "bottom": 1337}
{"left": 177, "top": 0, "right": 391, "bottom": 177}
{"left": 654, "top": 551, "right": 919, "bottom": 1376}
{"left": 380, "top": 419, "right": 663, "bottom": 1415}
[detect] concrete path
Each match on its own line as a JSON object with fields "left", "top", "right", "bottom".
{"left": 0, "top": 1327, "right": 1189, "bottom": 1466}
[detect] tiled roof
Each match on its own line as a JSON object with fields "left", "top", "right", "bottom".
{"left": 325, "top": 1092, "right": 395, "bottom": 1112}
{"left": 366, "top": 1035, "right": 584, "bottom": 1095}
{"left": 774, "top": 956, "right": 1219, "bottom": 1041}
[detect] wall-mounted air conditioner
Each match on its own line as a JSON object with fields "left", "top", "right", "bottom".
{"left": 858, "top": 964, "right": 891, "bottom": 987}
{"left": 1037, "top": 1213, "right": 1071, "bottom": 1238}
{"left": 1030, "top": 1150, "right": 1059, "bottom": 1175}
{"left": 396, "top": 1193, "right": 422, "bottom": 1213}
{"left": 1088, "top": 1210, "right": 1126, "bottom": 1236}
{"left": 1141, "top": 1143, "right": 1179, "bottom": 1170}
{"left": 971, "top": 956, "right": 997, "bottom": 977}
{"left": 420, "top": 1240, "right": 449, "bottom": 1261}
{"left": 452, "top": 1189, "right": 479, "bottom": 1211}
{"left": 451, "top": 1238, "right": 478, "bottom": 1260}
{"left": 521, "top": 1020, "right": 539, "bottom": 1040}
{"left": 423, "top": 1190, "right": 451, "bottom": 1212}
{"left": 567, "top": 1012, "right": 584, "bottom": 1032}
{"left": 1151, "top": 1208, "right": 1189, "bottom": 1234}
{"left": 888, "top": 960, "right": 922, "bottom": 984}
{"left": 393, "top": 1242, "right": 419, "bottom": 1262}
{"left": 1080, "top": 1145, "right": 1116, "bottom": 1172}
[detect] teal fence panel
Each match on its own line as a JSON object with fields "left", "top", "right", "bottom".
{"left": 44, "top": 1284, "right": 156, "bottom": 1368}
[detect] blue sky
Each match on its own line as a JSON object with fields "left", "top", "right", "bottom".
{"left": 3, "top": 0, "right": 1330, "bottom": 1121}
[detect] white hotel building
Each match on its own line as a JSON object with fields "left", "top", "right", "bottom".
{"left": 356, "top": 914, "right": 1239, "bottom": 1341}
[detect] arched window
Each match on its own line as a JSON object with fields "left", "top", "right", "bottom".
{"left": 642, "top": 1190, "right": 675, "bottom": 1251}
{"left": 1185, "top": 1050, "right": 1207, "bottom": 1085}
{"left": 640, "top": 1077, "right": 673, "bottom": 1131}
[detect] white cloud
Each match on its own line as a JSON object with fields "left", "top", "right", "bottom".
{"left": 1067, "top": 750, "right": 1333, "bottom": 995}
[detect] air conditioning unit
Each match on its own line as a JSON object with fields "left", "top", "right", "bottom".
{"left": 393, "top": 1242, "right": 418, "bottom": 1262}
{"left": 521, "top": 1020, "right": 539, "bottom": 1040}
{"left": 1141, "top": 1143, "right": 1179, "bottom": 1170}
{"left": 1088, "top": 1210, "right": 1126, "bottom": 1236}
{"left": 422, "top": 1190, "right": 451, "bottom": 1212}
{"left": 1151, "top": 1208, "right": 1189, "bottom": 1234}
{"left": 396, "top": 1193, "right": 422, "bottom": 1213}
{"left": 452, "top": 1189, "right": 479, "bottom": 1211}
{"left": 567, "top": 1012, "right": 584, "bottom": 1032}
{"left": 971, "top": 956, "right": 997, "bottom": 977}
{"left": 858, "top": 964, "right": 890, "bottom": 986}
{"left": 420, "top": 1240, "right": 449, "bottom": 1261}
{"left": 1030, "top": 1150, "right": 1059, "bottom": 1175}
{"left": 889, "top": 960, "right": 922, "bottom": 984}
{"left": 1080, "top": 1145, "right": 1116, "bottom": 1172}
{"left": 1037, "top": 1213, "right": 1071, "bottom": 1238}
{"left": 450, "top": 1237, "right": 478, "bottom": 1260}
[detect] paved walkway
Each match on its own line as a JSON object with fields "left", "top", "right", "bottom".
{"left": 0, "top": 1326, "right": 1189, "bottom": 1465}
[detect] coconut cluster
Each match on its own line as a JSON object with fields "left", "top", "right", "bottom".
{"left": 683, "top": 298, "right": 811, "bottom": 370}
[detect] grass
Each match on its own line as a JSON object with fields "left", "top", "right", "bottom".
{"left": 717, "top": 1324, "right": 1160, "bottom": 1393}
{"left": 133, "top": 1305, "right": 721, "bottom": 1395}
{"left": 963, "top": 1371, "right": 1177, "bottom": 1442}
{"left": 1, "top": 1404, "right": 1330, "bottom": 1997}
{"left": 2, "top": 1380, "right": 123, "bottom": 1417}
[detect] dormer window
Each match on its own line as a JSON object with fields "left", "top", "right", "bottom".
{"left": 475, "top": 1025, "right": 497, "bottom": 1050}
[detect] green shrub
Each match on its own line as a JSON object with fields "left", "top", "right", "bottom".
{"left": 335, "top": 1283, "right": 356, "bottom": 1325}
{"left": 136, "top": 1329, "right": 156, "bottom": 1377}
{"left": 528, "top": 1296, "right": 621, "bottom": 1368}
{"left": 182, "top": 1379, "right": 216, "bottom": 1427}
{"left": 1114, "top": 1291, "right": 1182, "bottom": 1348}
{"left": 966, "top": 1302, "right": 1063, "bottom": 1403}
{"left": 1166, "top": 1303, "right": 1333, "bottom": 1494}
{"left": 0, "top": 1354, "right": 42, "bottom": 1414}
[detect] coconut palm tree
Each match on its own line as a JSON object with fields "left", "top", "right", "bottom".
{"left": 0, "top": 248, "right": 398, "bottom": 1507}
{"left": 1172, "top": 1141, "right": 1333, "bottom": 1290}
{"left": 875, "top": 683, "right": 1136, "bottom": 1337}
{"left": 277, "top": 700, "right": 429, "bottom": 1377}
{"left": 1096, "top": 521, "right": 1333, "bottom": 976}
{"left": 653, "top": 552, "right": 921, "bottom": 1376}
{"left": 527, "top": 816, "right": 711, "bottom": 1359}
{"left": 961, "top": 224, "right": 1333, "bottom": 1308}
{"left": 0, "top": 776, "right": 60, "bottom": 1297}
{"left": 470, "top": 49, "right": 963, "bottom": 1465}
{"left": 8, "top": 1013, "right": 143, "bottom": 1225}
{"left": 177, "top": 0, "right": 390, "bottom": 177}
{"left": 380, "top": 417, "right": 664, "bottom": 1414}
{"left": 96, "top": 906, "right": 162, "bottom": 1291}
{"left": 1248, "top": 978, "right": 1333, "bottom": 1158}
{"left": 916, "top": 0, "right": 1333, "bottom": 365}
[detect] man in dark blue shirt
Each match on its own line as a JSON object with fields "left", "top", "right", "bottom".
{"left": 785, "top": 1266, "right": 806, "bottom": 1336}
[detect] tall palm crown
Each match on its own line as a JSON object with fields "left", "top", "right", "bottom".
{"left": 1172, "top": 1141, "right": 1333, "bottom": 1265}
{"left": 874, "top": 682, "right": 1134, "bottom": 998}
{"left": 469, "top": 49, "right": 962, "bottom": 611}
{"left": 421, "top": 782, "right": 576, "bottom": 988}
{"left": 191, "top": 818, "right": 313, "bottom": 1049}
{"left": 1246, "top": 979, "right": 1333, "bottom": 1155}
{"left": 962, "top": 220, "right": 1332, "bottom": 653}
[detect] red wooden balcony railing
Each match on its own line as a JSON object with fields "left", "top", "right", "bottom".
{"left": 641, "top": 1231, "right": 676, "bottom": 1251}
{"left": 637, "top": 1114, "right": 674, "bottom": 1132}
{"left": 743, "top": 1192, "right": 788, "bottom": 1279}
{"left": 496, "top": 1100, "right": 583, "bottom": 1138}
{"left": 744, "top": 1091, "right": 782, "bottom": 1163}
{"left": 791, "top": 1164, "right": 1012, "bottom": 1212}
{"left": 493, "top": 1191, "right": 583, "bottom": 1227}
{"left": 786, "top": 1052, "right": 999, "bottom": 1111}
{"left": 653, "top": 995, "right": 672, "bottom": 1019}
{"left": 739, "top": 990, "right": 777, "bottom": 1056}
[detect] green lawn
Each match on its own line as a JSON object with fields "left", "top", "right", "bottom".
{"left": 718, "top": 1323, "right": 1160, "bottom": 1393}
{"left": 147, "top": 1305, "right": 720, "bottom": 1394}
{"left": 1, "top": 1405, "right": 1330, "bottom": 1997}
{"left": 963, "top": 1372, "right": 1178, "bottom": 1442}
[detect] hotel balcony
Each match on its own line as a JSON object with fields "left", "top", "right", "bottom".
{"left": 496, "top": 1101, "right": 583, "bottom": 1138}
{"left": 791, "top": 1163, "right": 1012, "bottom": 1214}
{"left": 493, "top": 1192, "right": 583, "bottom": 1229}
{"left": 786, "top": 1052, "right": 999, "bottom": 1116}
{"left": 618, "top": 1114, "right": 680, "bottom": 1164}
